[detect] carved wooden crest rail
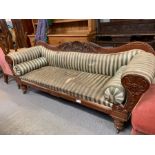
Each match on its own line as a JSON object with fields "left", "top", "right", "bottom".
{"left": 36, "top": 40, "right": 155, "bottom": 54}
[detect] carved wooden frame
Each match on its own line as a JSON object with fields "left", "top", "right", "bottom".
{"left": 5, "top": 41, "right": 155, "bottom": 133}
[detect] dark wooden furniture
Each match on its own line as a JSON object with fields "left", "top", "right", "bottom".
{"left": 0, "top": 19, "right": 33, "bottom": 53}
{"left": 94, "top": 19, "right": 155, "bottom": 49}
{"left": 28, "top": 19, "right": 96, "bottom": 46}
{"left": 0, "top": 19, "right": 14, "bottom": 53}
{"left": 5, "top": 41, "right": 155, "bottom": 132}
{"left": 11, "top": 19, "right": 33, "bottom": 48}
{"left": 0, "top": 19, "right": 32, "bottom": 85}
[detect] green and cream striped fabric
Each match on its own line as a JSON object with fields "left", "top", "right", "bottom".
{"left": 122, "top": 52, "right": 155, "bottom": 84}
{"left": 102, "top": 66, "right": 127, "bottom": 105}
{"left": 7, "top": 45, "right": 155, "bottom": 107}
{"left": 21, "top": 66, "right": 114, "bottom": 107}
{"left": 13, "top": 57, "right": 48, "bottom": 76}
{"left": 41, "top": 47, "right": 142, "bottom": 76}
{"left": 8, "top": 46, "right": 42, "bottom": 65}
{"left": 8, "top": 46, "right": 144, "bottom": 77}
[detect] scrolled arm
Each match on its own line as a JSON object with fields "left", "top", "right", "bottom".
{"left": 121, "top": 74, "right": 150, "bottom": 112}
{"left": 121, "top": 52, "right": 155, "bottom": 112}
{"left": 7, "top": 46, "right": 42, "bottom": 65}
{"left": 122, "top": 52, "right": 155, "bottom": 84}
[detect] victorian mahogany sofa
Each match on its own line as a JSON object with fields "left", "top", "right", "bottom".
{"left": 5, "top": 41, "right": 155, "bottom": 132}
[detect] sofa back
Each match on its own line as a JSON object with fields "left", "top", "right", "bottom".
{"left": 8, "top": 45, "right": 146, "bottom": 76}
{"left": 41, "top": 47, "right": 143, "bottom": 76}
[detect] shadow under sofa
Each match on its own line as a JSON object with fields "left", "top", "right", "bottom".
{"left": 5, "top": 41, "right": 155, "bottom": 132}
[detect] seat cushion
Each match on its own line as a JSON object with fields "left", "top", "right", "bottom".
{"left": 20, "top": 66, "right": 115, "bottom": 107}
{"left": 132, "top": 85, "right": 155, "bottom": 134}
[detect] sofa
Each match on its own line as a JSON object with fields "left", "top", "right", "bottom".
{"left": 5, "top": 41, "right": 155, "bottom": 132}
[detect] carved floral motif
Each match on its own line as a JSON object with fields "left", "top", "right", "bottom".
{"left": 121, "top": 75, "right": 150, "bottom": 112}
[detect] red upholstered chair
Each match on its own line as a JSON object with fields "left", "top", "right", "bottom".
{"left": 0, "top": 19, "right": 27, "bottom": 84}
{"left": 0, "top": 47, "right": 13, "bottom": 83}
{"left": 131, "top": 85, "right": 155, "bottom": 135}
{"left": 0, "top": 47, "right": 26, "bottom": 84}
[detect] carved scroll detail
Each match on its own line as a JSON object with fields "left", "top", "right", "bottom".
{"left": 121, "top": 75, "right": 150, "bottom": 112}
{"left": 36, "top": 41, "right": 155, "bottom": 54}
{"left": 58, "top": 41, "right": 99, "bottom": 53}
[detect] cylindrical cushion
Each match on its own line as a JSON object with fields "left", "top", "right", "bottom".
{"left": 131, "top": 85, "right": 155, "bottom": 134}
{"left": 13, "top": 57, "right": 48, "bottom": 76}
{"left": 8, "top": 46, "right": 42, "bottom": 65}
{"left": 102, "top": 66, "right": 127, "bottom": 105}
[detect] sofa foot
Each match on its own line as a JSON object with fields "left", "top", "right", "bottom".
{"left": 21, "top": 85, "right": 28, "bottom": 94}
{"left": 113, "top": 118, "right": 124, "bottom": 133}
{"left": 3, "top": 74, "right": 8, "bottom": 84}
{"left": 17, "top": 84, "right": 20, "bottom": 89}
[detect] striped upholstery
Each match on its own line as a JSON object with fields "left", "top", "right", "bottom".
{"left": 41, "top": 47, "right": 142, "bottom": 76}
{"left": 102, "top": 66, "right": 127, "bottom": 105}
{"left": 7, "top": 45, "right": 155, "bottom": 107}
{"left": 122, "top": 52, "right": 155, "bottom": 84}
{"left": 13, "top": 57, "right": 48, "bottom": 76}
{"left": 8, "top": 46, "right": 143, "bottom": 76}
{"left": 8, "top": 46, "right": 42, "bottom": 65}
{"left": 20, "top": 66, "right": 113, "bottom": 107}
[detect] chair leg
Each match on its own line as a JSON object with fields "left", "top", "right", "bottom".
{"left": 21, "top": 85, "right": 28, "bottom": 94}
{"left": 3, "top": 74, "right": 8, "bottom": 84}
{"left": 17, "top": 84, "right": 20, "bottom": 89}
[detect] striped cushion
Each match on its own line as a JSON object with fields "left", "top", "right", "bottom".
{"left": 8, "top": 46, "right": 42, "bottom": 65}
{"left": 41, "top": 46, "right": 142, "bottom": 76}
{"left": 122, "top": 52, "right": 155, "bottom": 84}
{"left": 13, "top": 57, "right": 48, "bottom": 76}
{"left": 102, "top": 66, "right": 127, "bottom": 105}
{"left": 20, "top": 66, "right": 114, "bottom": 107}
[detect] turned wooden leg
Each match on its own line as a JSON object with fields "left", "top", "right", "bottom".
{"left": 113, "top": 118, "right": 125, "bottom": 133}
{"left": 3, "top": 74, "right": 8, "bottom": 84}
{"left": 15, "top": 78, "right": 21, "bottom": 89}
{"left": 21, "top": 85, "right": 28, "bottom": 94}
{"left": 17, "top": 84, "right": 20, "bottom": 89}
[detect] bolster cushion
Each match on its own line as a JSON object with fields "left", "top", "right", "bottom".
{"left": 122, "top": 52, "right": 155, "bottom": 84}
{"left": 102, "top": 66, "right": 127, "bottom": 105}
{"left": 8, "top": 46, "right": 42, "bottom": 65}
{"left": 13, "top": 57, "right": 48, "bottom": 76}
